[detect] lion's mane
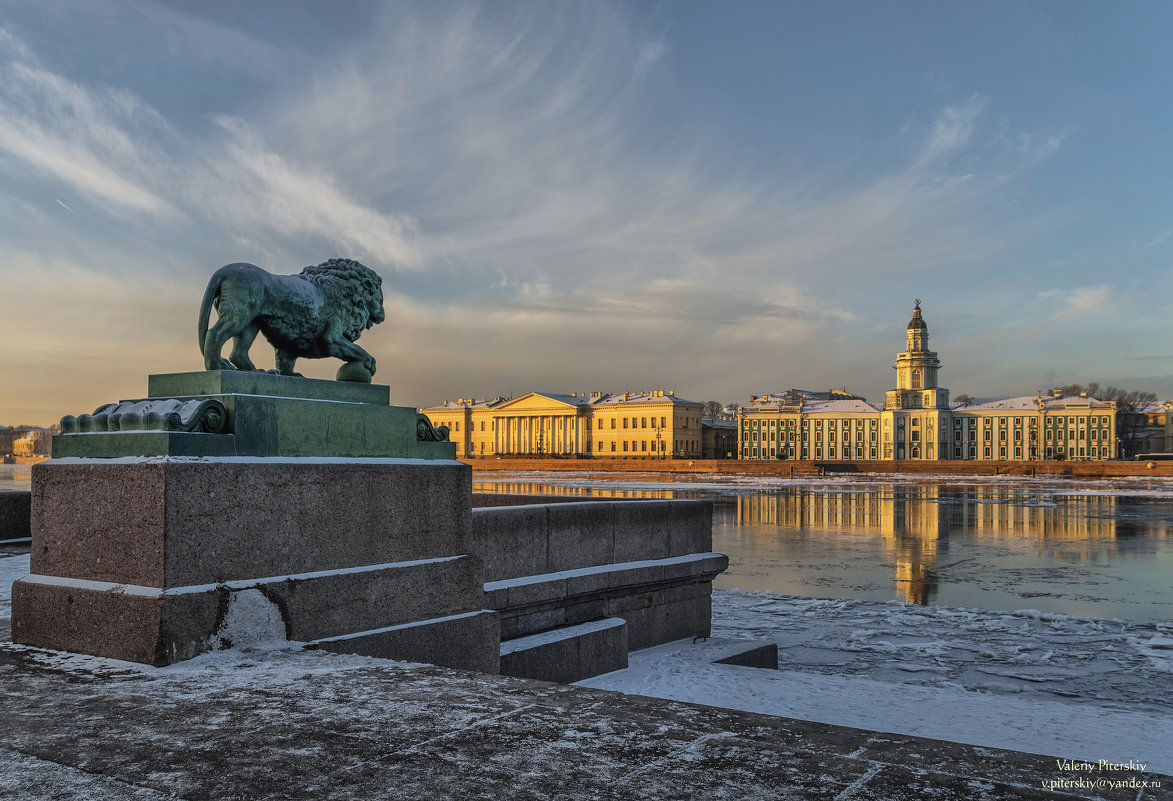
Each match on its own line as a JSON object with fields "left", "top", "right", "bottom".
{"left": 299, "top": 258, "right": 384, "bottom": 341}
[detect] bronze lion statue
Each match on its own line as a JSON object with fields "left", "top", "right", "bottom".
{"left": 198, "top": 258, "right": 385, "bottom": 382}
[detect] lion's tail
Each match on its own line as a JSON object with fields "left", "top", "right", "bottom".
{"left": 197, "top": 271, "right": 223, "bottom": 354}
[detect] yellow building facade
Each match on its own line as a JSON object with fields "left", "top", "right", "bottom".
{"left": 423, "top": 390, "right": 705, "bottom": 459}
{"left": 739, "top": 302, "right": 1119, "bottom": 461}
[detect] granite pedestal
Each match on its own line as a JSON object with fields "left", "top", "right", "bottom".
{"left": 12, "top": 372, "right": 497, "bottom": 670}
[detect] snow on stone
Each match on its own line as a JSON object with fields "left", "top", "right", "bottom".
{"left": 211, "top": 589, "right": 287, "bottom": 649}
{"left": 500, "top": 618, "right": 625, "bottom": 655}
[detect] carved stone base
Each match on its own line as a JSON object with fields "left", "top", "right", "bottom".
{"left": 51, "top": 371, "right": 455, "bottom": 460}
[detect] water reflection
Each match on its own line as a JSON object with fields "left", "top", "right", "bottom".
{"left": 473, "top": 475, "right": 1173, "bottom": 621}
{"left": 735, "top": 488, "right": 1141, "bottom": 606}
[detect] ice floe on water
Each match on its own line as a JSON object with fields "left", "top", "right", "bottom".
{"left": 711, "top": 589, "right": 1173, "bottom": 710}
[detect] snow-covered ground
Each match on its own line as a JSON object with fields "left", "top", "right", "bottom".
{"left": 4, "top": 551, "right": 1170, "bottom": 775}
{"left": 581, "top": 588, "right": 1173, "bottom": 774}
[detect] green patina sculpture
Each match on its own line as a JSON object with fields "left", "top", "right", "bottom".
{"left": 198, "top": 258, "right": 384, "bottom": 383}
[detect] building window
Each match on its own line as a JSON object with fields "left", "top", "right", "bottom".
{"left": 623, "top": 418, "right": 628, "bottom": 429}
{"left": 623, "top": 442, "right": 628, "bottom": 452}
{"left": 984, "top": 447, "right": 991, "bottom": 458}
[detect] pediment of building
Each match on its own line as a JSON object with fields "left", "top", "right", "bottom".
{"left": 493, "top": 393, "right": 583, "bottom": 414}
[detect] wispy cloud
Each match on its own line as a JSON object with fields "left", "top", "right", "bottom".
{"left": 1037, "top": 284, "right": 1115, "bottom": 317}
{"left": 0, "top": 7, "right": 1088, "bottom": 414}
{"left": 915, "top": 95, "right": 984, "bottom": 167}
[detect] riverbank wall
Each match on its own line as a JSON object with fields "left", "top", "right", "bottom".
{"left": 464, "top": 457, "right": 1173, "bottom": 479}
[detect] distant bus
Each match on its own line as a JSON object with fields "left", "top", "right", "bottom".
{"left": 1135, "top": 453, "right": 1173, "bottom": 461}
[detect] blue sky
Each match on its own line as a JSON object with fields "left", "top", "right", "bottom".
{"left": 3, "top": 1, "right": 1173, "bottom": 422}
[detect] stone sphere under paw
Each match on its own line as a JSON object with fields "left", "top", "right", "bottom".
{"left": 336, "top": 362, "right": 373, "bottom": 383}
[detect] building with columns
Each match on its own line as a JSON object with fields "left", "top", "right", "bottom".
{"left": 422, "top": 390, "right": 705, "bottom": 459}
{"left": 738, "top": 302, "right": 1120, "bottom": 462}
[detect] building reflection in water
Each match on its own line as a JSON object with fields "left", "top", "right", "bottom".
{"left": 473, "top": 479, "right": 1151, "bottom": 608}
{"left": 735, "top": 488, "right": 1127, "bottom": 606}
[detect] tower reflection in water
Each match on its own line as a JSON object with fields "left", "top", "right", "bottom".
{"left": 736, "top": 488, "right": 1123, "bottom": 606}
{"left": 472, "top": 478, "right": 1145, "bottom": 609}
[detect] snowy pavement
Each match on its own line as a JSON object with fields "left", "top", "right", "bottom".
{"left": 580, "top": 590, "right": 1173, "bottom": 774}
{"left": 4, "top": 552, "right": 1172, "bottom": 797}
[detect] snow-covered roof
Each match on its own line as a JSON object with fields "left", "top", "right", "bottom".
{"left": 592, "top": 391, "right": 702, "bottom": 408}
{"left": 955, "top": 395, "right": 1116, "bottom": 412}
{"left": 956, "top": 396, "right": 1038, "bottom": 411}
{"left": 748, "top": 388, "right": 866, "bottom": 407}
{"left": 701, "top": 417, "right": 737, "bottom": 430}
{"left": 422, "top": 397, "right": 510, "bottom": 411}
{"left": 802, "top": 399, "right": 882, "bottom": 414}
{"left": 743, "top": 390, "right": 877, "bottom": 415}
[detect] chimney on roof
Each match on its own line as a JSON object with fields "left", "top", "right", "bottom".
{"left": 668, "top": 390, "right": 674, "bottom": 396}
{"left": 1080, "top": 390, "right": 1088, "bottom": 398}
{"left": 1052, "top": 389, "right": 1062, "bottom": 398}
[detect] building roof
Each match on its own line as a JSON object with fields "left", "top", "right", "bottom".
{"left": 907, "top": 301, "right": 927, "bottom": 331}
{"left": 802, "top": 399, "right": 882, "bottom": 414}
{"left": 591, "top": 390, "right": 702, "bottom": 408}
{"left": 955, "top": 395, "right": 1116, "bottom": 412}
{"left": 747, "top": 388, "right": 866, "bottom": 407}
{"left": 424, "top": 390, "right": 702, "bottom": 412}
{"left": 743, "top": 389, "right": 875, "bottom": 414}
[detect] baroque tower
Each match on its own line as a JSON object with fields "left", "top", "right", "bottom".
{"left": 884, "top": 300, "right": 950, "bottom": 410}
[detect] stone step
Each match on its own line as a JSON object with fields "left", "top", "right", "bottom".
{"left": 306, "top": 610, "right": 500, "bottom": 675}
{"left": 499, "top": 617, "right": 628, "bottom": 684}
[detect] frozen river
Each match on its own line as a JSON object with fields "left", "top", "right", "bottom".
{"left": 473, "top": 470, "right": 1173, "bottom": 623}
